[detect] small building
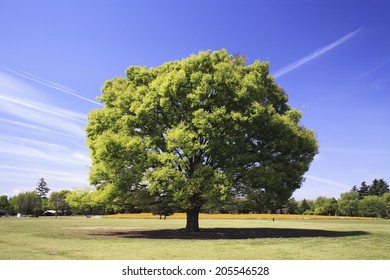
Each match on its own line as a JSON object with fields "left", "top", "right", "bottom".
{"left": 43, "top": 210, "right": 62, "bottom": 216}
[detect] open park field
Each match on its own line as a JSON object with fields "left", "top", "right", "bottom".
{"left": 0, "top": 215, "right": 389, "bottom": 260}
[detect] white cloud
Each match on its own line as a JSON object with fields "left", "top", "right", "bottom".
{"left": 272, "top": 28, "right": 362, "bottom": 78}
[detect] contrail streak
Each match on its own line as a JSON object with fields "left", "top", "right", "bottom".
{"left": 305, "top": 175, "right": 350, "bottom": 190}
{"left": 272, "top": 28, "right": 362, "bottom": 78}
{"left": 0, "top": 94, "right": 87, "bottom": 124}
{"left": 0, "top": 65, "right": 103, "bottom": 106}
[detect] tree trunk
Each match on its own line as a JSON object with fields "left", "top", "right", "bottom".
{"left": 185, "top": 208, "right": 200, "bottom": 232}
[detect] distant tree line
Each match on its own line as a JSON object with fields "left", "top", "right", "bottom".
{"left": 277, "top": 179, "right": 390, "bottom": 218}
{"left": 1, "top": 178, "right": 389, "bottom": 218}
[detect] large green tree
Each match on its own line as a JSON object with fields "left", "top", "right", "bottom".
{"left": 86, "top": 49, "right": 318, "bottom": 232}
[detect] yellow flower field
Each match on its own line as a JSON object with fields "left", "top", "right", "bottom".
{"left": 104, "top": 213, "right": 377, "bottom": 220}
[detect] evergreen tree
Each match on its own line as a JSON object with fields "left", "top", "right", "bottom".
{"left": 35, "top": 178, "right": 50, "bottom": 216}
{"left": 369, "top": 179, "right": 389, "bottom": 196}
{"left": 351, "top": 185, "right": 359, "bottom": 193}
{"left": 298, "top": 199, "right": 310, "bottom": 214}
{"left": 358, "top": 181, "right": 370, "bottom": 199}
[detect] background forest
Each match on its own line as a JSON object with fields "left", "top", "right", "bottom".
{"left": 1, "top": 178, "right": 389, "bottom": 219}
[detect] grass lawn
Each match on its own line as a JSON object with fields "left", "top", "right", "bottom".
{"left": 0, "top": 216, "right": 389, "bottom": 260}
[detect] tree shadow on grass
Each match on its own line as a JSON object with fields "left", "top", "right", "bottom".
{"left": 90, "top": 228, "right": 369, "bottom": 240}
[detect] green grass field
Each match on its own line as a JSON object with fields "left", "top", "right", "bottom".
{"left": 0, "top": 216, "right": 389, "bottom": 260}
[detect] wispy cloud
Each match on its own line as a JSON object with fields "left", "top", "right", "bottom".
{"left": 0, "top": 164, "right": 90, "bottom": 196}
{"left": 0, "top": 65, "right": 103, "bottom": 106}
{"left": 0, "top": 94, "right": 86, "bottom": 124}
{"left": 0, "top": 117, "right": 79, "bottom": 139}
{"left": 0, "top": 70, "right": 87, "bottom": 138}
{"left": 272, "top": 28, "right": 362, "bottom": 78}
{"left": 0, "top": 164, "right": 89, "bottom": 179}
{"left": 0, "top": 136, "right": 90, "bottom": 166}
{"left": 0, "top": 94, "right": 86, "bottom": 138}
{"left": 0, "top": 67, "right": 92, "bottom": 193}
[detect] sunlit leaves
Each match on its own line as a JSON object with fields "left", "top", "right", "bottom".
{"left": 86, "top": 49, "right": 318, "bottom": 215}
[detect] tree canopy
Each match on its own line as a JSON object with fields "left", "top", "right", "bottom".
{"left": 86, "top": 49, "right": 318, "bottom": 231}
{"left": 352, "top": 179, "right": 389, "bottom": 198}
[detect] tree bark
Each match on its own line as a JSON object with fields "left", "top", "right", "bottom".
{"left": 185, "top": 208, "right": 200, "bottom": 232}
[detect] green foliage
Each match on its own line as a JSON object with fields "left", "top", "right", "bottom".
{"left": 356, "top": 179, "right": 389, "bottom": 198}
{"left": 149, "top": 193, "right": 176, "bottom": 219}
{"left": 358, "top": 196, "right": 386, "bottom": 218}
{"left": 86, "top": 49, "right": 318, "bottom": 230}
{"left": 298, "top": 199, "right": 311, "bottom": 214}
{"left": 351, "top": 185, "right": 359, "bottom": 193}
{"left": 49, "top": 190, "right": 70, "bottom": 215}
{"left": 35, "top": 178, "right": 49, "bottom": 198}
{"left": 358, "top": 181, "right": 370, "bottom": 198}
{"left": 34, "top": 178, "right": 50, "bottom": 216}
{"left": 383, "top": 193, "right": 390, "bottom": 218}
{"left": 312, "top": 196, "right": 338, "bottom": 216}
{"left": 370, "top": 179, "right": 389, "bottom": 196}
{"left": 338, "top": 192, "right": 359, "bottom": 216}
{"left": 65, "top": 187, "right": 95, "bottom": 215}
{"left": 9, "top": 191, "right": 38, "bottom": 215}
{"left": 93, "top": 184, "right": 151, "bottom": 214}
{"left": 0, "top": 195, "right": 10, "bottom": 211}
{"left": 285, "top": 198, "right": 299, "bottom": 214}
{"left": 339, "top": 179, "right": 389, "bottom": 218}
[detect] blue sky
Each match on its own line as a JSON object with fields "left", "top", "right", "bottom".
{"left": 0, "top": 0, "right": 389, "bottom": 200}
